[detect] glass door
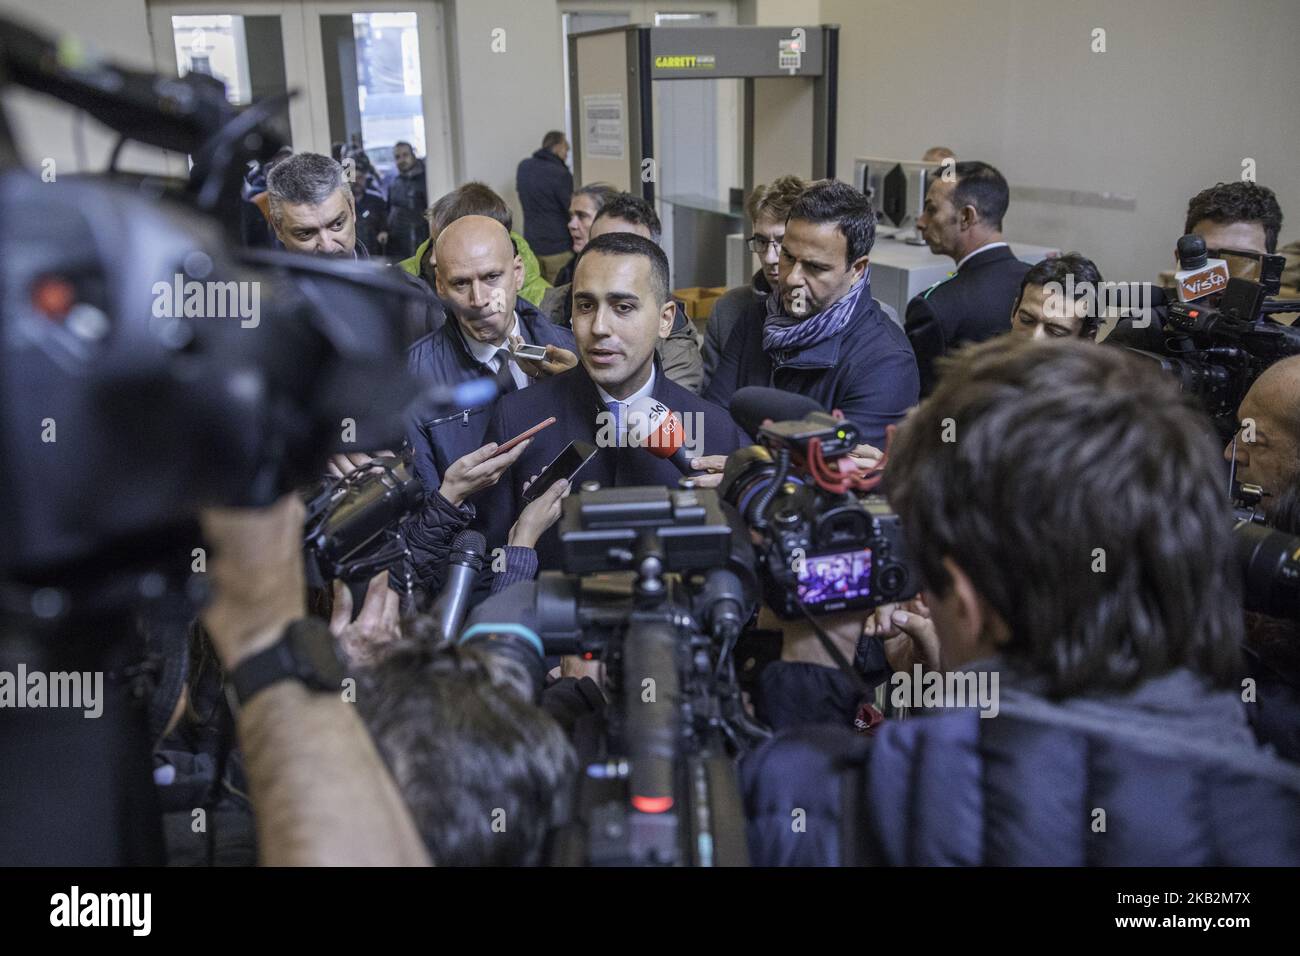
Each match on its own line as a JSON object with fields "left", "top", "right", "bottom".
{"left": 149, "top": 0, "right": 453, "bottom": 200}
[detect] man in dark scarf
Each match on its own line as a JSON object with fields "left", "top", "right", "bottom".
{"left": 703, "top": 179, "right": 919, "bottom": 449}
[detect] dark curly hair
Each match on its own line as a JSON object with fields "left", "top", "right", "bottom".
{"left": 592, "top": 192, "right": 662, "bottom": 243}
{"left": 355, "top": 628, "right": 576, "bottom": 866}
{"left": 1016, "top": 252, "right": 1105, "bottom": 339}
{"left": 1185, "top": 181, "right": 1284, "bottom": 254}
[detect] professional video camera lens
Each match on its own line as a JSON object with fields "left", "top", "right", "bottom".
{"left": 457, "top": 624, "right": 549, "bottom": 705}
{"left": 1235, "top": 521, "right": 1300, "bottom": 619}
{"left": 718, "top": 445, "right": 805, "bottom": 527}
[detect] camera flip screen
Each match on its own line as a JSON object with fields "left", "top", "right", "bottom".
{"left": 796, "top": 547, "right": 873, "bottom": 607}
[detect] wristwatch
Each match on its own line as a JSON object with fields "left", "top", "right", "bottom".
{"left": 230, "top": 617, "right": 346, "bottom": 706}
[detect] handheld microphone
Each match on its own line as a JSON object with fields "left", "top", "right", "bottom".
{"left": 728, "top": 387, "right": 824, "bottom": 439}
{"left": 429, "top": 529, "right": 486, "bottom": 640}
{"left": 625, "top": 396, "right": 699, "bottom": 476}
{"left": 1174, "top": 234, "right": 1230, "bottom": 303}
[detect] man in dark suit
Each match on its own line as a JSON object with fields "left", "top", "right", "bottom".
{"left": 905, "top": 161, "right": 1035, "bottom": 395}
{"left": 476, "top": 232, "right": 746, "bottom": 568}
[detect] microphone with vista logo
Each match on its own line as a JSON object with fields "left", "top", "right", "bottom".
{"left": 1173, "top": 234, "right": 1230, "bottom": 303}
{"left": 625, "top": 396, "right": 700, "bottom": 477}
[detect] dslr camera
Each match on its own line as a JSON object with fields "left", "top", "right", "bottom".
{"left": 718, "top": 407, "right": 916, "bottom": 618}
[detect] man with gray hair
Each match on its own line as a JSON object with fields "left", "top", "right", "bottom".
{"left": 267, "top": 151, "right": 442, "bottom": 347}
{"left": 266, "top": 152, "right": 360, "bottom": 257}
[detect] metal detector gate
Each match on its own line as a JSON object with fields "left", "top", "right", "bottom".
{"left": 568, "top": 23, "right": 839, "bottom": 201}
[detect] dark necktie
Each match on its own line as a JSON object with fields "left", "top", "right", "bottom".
{"left": 493, "top": 348, "right": 517, "bottom": 395}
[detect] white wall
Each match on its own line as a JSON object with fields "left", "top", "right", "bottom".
{"left": 8, "top": 0, "right": 1294, "bottom": 285}
{"left": 445, "top": 0, "right": 567, "bottom": 229}
{"left": 739, "top": 0, "right": 821, "bottom": 25}
{"left": 823, "top": 0, "right": 1300, "bottom": 281}
{"left": 0, "top": 0, "right": 569, "bottom": 225}
{"left": 0, "top": 0, "right": 169, "bottom": 175}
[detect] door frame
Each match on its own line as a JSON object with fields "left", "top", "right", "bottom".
{"left": 147, "top": 0, "right": 453, "bottom": 197}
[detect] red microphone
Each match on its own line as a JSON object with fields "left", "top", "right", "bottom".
{"left": 626, "top": 396, "right": 699, "bottom": 476}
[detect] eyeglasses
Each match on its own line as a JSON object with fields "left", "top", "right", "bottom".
{"left": 746, "top": 235, "right": 783, "bottom": 254}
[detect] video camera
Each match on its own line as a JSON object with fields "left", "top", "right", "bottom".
{"left": 298, "top": 379, "right": 500, "bottom": 590}
{"left": 459, "top": 484, "right": 762, "bottom": 866}
{"left": 302, "top": 456, "right": 424, "bottom": 588}
{"left": 1115, "top": 235, "right": 1300, "bottom": 438}
{"left": 0, "top": 14, "right": 429, "bottom": 864}
{"left": 455, "top": 391, "right": 924, "bottom": 864}
{"left": 717, "top": 389, "right": 917, "bottom": 619}
{"left": 0, "top": 16, "right": 431, "bottom": 593}
{"left": 1228, "top": 481, "right": 1300, "bottom": 620}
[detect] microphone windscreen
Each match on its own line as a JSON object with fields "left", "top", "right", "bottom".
{"left": 450, "top": 529, "right": 487, "bottom": 564}
{"left": 729, "top": 387, "right": 824, "bottom": 439}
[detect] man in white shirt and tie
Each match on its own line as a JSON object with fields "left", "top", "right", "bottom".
{"left": 406, "top": 215, "right": 578, "bottom": 492}
{"left": 475, "top": 231, "right": 747, "bottom": 568}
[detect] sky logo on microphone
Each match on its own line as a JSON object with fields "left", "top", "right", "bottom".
{"left": 596, "top": 399, "right": 706, "bottom": 461}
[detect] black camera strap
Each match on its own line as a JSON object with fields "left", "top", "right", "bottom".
{"left": 795, "top": 598, "right": 871, "bottom": 698}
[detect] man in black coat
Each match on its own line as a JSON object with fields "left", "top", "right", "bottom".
{"left": 384, "top": 141, "right": 429, "bottom": 260}
{"left": 905, "top": 161, "right": 1035, "bottom": 396}
{"left": 475, "top": 232, "right": 746, "bottom": 568}
{"left": 516, "top": 131, "right": 575, "bottom": 283}
{"left": 703, "top": 180, "right": 919, "bottom": 450}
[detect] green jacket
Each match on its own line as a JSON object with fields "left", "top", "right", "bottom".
{"left": 399, "top": 230, "right": 551, "bottom": 308}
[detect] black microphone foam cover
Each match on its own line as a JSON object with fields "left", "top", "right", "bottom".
{"left": 449, "top": 529, "right": 487, "bottom": 569}
{"left": 729, "top": 386, "right": 825, "bottom": 439}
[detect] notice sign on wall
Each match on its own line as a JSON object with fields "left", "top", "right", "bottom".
{"left": 582, "top": 93, "right": 625, "bottom": 159}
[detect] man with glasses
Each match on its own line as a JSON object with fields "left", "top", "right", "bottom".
{"left": 704, "top": 176, "right": 803, "bottom": 386}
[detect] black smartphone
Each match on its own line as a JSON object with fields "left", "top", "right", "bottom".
{"left": 522, "top": 439, "right": 597, "bottom": 503}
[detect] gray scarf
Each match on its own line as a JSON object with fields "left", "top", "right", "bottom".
{"left": 762, "top": 271, "right": 869, "bottom": 362}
